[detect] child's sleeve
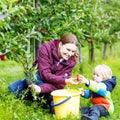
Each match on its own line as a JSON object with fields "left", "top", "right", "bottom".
{"left": 83, "top": 90, "right": 91, "bottom": 98}
{"left": 88, "top": 80, "right": 107, "bottom": 97}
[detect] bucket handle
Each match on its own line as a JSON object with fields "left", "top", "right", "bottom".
{"left": 51, "top": 96, "right": 72, "bottom": 107}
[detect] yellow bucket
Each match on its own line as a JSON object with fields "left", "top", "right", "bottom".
{"left": 51, "top": 89, "right": 81, "bottom": 119}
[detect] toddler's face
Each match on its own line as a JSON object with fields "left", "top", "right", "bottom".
{"left": 93, "top": 72, "right": 103, "bottom": 82}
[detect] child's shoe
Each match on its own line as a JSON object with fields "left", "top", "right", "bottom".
{"left": 81, "top": 114, "right": 98, "bottom": 120}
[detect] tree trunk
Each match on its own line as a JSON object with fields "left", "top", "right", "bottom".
{"left": 35, "top": 0, "right": 41, "bottom": 11}
{"left": 89, "top": 41, "right": 94, "bottom": 62}
{"left": 110, "top": 44, "right": 114, "bottom": 56}
{"left": 27, "top": 40, "right": 30, "bottom": 53}
{"left": 78, "top": 47, "right": 83, "bottom": 63}
{"left": 103, "top": 42, "right": 108, "bottom": 59}
{"left": 34, "top": 0, "right": 41, "bottom": 60}
{"left": 78, "top": 47, "right": 83, "bottom": 73}
{"left": 34, "top": 39, "right": 41, "bottom": 60}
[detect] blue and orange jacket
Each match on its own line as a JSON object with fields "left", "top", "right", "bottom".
{"left": 83, "top": 76, "right": 116, "bottom": 115}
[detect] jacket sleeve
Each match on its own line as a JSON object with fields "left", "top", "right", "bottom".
{"left": 83, "top": 90, "right": 91, "bottom": 98}
{"left": 88, "top": 80, "right": 107, "bottom": 97}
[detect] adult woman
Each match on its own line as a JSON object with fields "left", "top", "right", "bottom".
{"left": 30, "top": 33, "right": 79, "bottom": 95}
{"left": 8, "top": 33, "right": 79, "bottom": 113}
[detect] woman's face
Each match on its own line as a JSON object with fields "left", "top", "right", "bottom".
{"left": 59, "top": 42, "right": 77, "bottom": 60}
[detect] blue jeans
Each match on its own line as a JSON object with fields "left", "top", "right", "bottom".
{"left": 8, "top": 71, "right": 44, "bottom": 98}
{"left": 35, "top": 71, "right": 44, "bottom": 85}
{"left": 81, "top": 105, "right": 109, "bottom": 118}
{"left": 23, "top": 71, "right": 44, "bottom": 86}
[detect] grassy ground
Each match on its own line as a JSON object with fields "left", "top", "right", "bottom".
{"left": 0, "top": 42, "right": 120, "bottom": 120}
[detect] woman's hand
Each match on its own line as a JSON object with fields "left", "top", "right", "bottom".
{"left": 29, "top": 84, "right": 41, "bottom": 93}
{"left": 76, "top": 74, "right": 89, "bottom": 85}
{"left": 65, "top": 78, "right": 79, "bottom": 85}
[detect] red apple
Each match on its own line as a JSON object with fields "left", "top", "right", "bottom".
{"left": 0, "top": 54, "right": 6, "bottom": 61}
{"left": 77, "top": 74, "right": 83, "bottom": 82}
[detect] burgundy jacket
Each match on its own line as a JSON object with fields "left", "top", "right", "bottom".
{"left": 36, "top": 39, "right": 76, "bottom": 93}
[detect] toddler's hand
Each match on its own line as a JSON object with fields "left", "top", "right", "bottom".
{"left": 78, "top": 88, "right": 84, "bottom": 96}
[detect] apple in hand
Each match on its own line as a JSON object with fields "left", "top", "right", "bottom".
{"left": 77, "top": 74, "right": 83, "bottom": 82}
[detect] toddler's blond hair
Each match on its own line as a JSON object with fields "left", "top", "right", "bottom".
{"left": 93, "top": 64, "right": 112, "bottom": 80}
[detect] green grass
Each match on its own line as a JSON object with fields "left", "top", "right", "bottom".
{"left": 0, "top": 60, "right": 53, "bottom": 120}
{"left": 0, "top": 60, "right": 24, "bottom": 84}
{"left": 0, "top": 42, "right": 120, "bottom": 120}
